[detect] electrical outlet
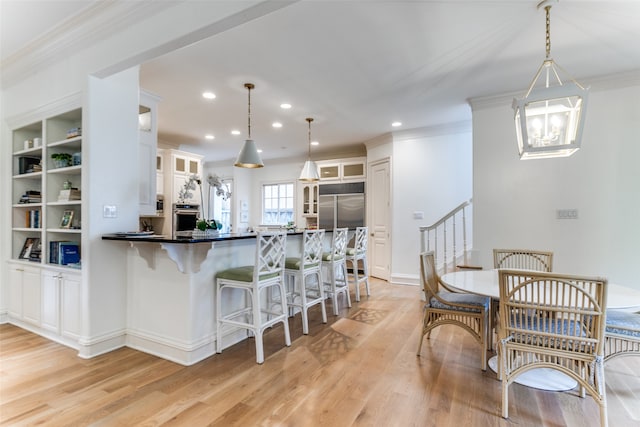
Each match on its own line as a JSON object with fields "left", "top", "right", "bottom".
{"left": 556, "top": 209, "right": 578, "bottom": 219}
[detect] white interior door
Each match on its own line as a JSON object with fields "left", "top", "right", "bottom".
{"left": 369, "top": 158, "right": 390, "bottom": 280}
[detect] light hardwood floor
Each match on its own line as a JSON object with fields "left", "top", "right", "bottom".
{"left": 1, "top": 278, "right": 638, "bottom": 426}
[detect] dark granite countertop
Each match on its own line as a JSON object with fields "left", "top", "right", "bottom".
{"left": 102, "top": 230, "right": 304, "bottom": 244}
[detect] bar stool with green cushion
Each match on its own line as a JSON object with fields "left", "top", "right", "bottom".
{"left": 604, "top": 309, "right": 640, "bottom": 362}
{"left": 284, "top": 229, "right": 327, "bottom": 334}
{"left": 322, "top": 227, "right": 351, "bottom": 315}
{"left": 216, "top": 231, "right": 290, "bottom": 364}
{"left": 346, "top": 226, "right": 369, "bottom": 302}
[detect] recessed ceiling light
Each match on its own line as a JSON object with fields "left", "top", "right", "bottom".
{"left": 272, "top": 122, "right": 283, "bottom": 128}
{"left": 311, "top": 141, "right": 319, "bottom": 146}
{"left": 392, "top": 121, "right": 402, "bottom": 127}
{"left": 231, "top": 130, "right": 241, "bottom": 135}
{"left": 202, "top": 91, "right": 216, "bottom": 99}
{"left": 205, "top": 134, "right": 215, "bottom": 140}
{"left": 280, "top": 103, "right": 292, "bottom": 109}
{"left": 257, "top": 149, "right": 263, "bottom": 153}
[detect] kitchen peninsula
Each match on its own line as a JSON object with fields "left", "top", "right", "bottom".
{"left": 102, "top": 231, "right": 303, "bottom": 365}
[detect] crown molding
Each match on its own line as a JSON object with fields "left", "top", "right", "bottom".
{"left": 468, "top": 69, "right": 640, "bottom": 111}
{"left": 392, "top": 120, "right": 472, "bottom": 142}
{"left": 363, "top": 132, "right": 393, "bottom": 150}
{"left": 0, "top": 1, "right": 171, "bottom": 89}
{"left": 5, "top": 92, "right": 82, "bottom": 129}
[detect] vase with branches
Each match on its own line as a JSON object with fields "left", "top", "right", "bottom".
{"left": 178, "top": 173, "right": 231, "bottom": 233}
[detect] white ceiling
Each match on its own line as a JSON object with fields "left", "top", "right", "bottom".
{"left": 2, "top": 1, "right": 640, "bottom": 164}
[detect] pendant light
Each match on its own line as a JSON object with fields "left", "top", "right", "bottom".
{"left": 234, "top": 83, "right": 264, "bottom": 168}
{"left": 299, "top": 117, "right": 320, "bottom": 181}
{"left": 513, "top": 0, "right": 589, "bottom": 160}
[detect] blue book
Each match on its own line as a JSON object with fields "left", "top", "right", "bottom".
{"left": 58, "top": 242, "right": 80, "bottom": 265}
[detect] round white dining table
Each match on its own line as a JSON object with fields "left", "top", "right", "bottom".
{"left": 440, "top": 269, "right": 640, "bottom": 391}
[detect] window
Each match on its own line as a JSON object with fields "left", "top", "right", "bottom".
{"left": 262, "top": 182, "right": 294, "bottom": 225}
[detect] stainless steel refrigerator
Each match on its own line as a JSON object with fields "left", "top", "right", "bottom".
{"left": 318, "top": 183, "right": 365, "bottom": 230}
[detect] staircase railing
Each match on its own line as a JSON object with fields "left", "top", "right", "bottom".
{"left": 419, "top": 198, "right": 473, "bottom": 274}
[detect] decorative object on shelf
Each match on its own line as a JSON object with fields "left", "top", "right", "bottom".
{"left": 19, "top": 237, "right": 40, "bottom": 260}
{"left": 72, "top": 152, "right": 81, "bottom": 165}
{"left": 299, "top": 117, "right": 320, "bottom": 181}
{"left": 234, "top": 83, "right": 264, "bottom": 168}
{"left": 66, "top": 127, "right": 81, "bottom": 138}
{"left": 58, "top": 188, "right": 81, "bottom": 202}
{"left": 513, "top": 0, "right": 588, "bottom": 160}
{"left": 60, "top": 210, "right": 74, "bottom": 229}
{"left": 18, "top": 156, "right": 41, "bottom": 174}
{"left": 51, "top": 152, "right": 72, "bottom": 168}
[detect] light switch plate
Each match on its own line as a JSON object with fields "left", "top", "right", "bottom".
{"left": 103, "top": 205, "right": 117, "bottom": 218}
{"left": 414, "top": 211, "right": 424, "bottom": 220}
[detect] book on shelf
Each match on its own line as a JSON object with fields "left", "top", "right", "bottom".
{"left": 29, "top": 239, "right": 42, "bottom": 262}
{"left": 58, "top": 188, "right": 81, "bottom": 201}
{"left": 19, "top": 190, "right": 41, "bottom": 204}
{"left": 49, "top": 241, "right": 80, "bottom": 265}
{"left": 25, "top": 209, "right": 41, "bottom": 228}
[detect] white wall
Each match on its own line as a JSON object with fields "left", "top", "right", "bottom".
{"left": 472, "top": 79, "right": 640, "bottom": 288}
{"left": 366, "top": 124, "right": 473, "bottom": 284}
{"left": 392, "top": 125, "right": 472, "bottom": 283}
{"left": 81, "top": 68, "right": 140, "bottom": 355}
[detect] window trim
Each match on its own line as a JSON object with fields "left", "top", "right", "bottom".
{"left": 261, "top": 180, "right": 295, "bottom": 225}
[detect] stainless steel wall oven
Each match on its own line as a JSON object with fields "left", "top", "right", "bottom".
{"left": 173, "top": 203, "right": 200, "bottom": 237}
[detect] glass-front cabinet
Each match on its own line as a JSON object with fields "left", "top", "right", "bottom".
{"left": 318, "top": 157, "right": 366, "bottom": 182}
{"left": 299, "top": 183, "right": 319, "bottom": 229}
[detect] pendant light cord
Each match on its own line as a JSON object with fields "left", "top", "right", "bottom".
{"left": 545, "top": 5, "right": 551, "bottom": 59}
{"left": 306, "top": 117, "right": 314, "bottom": 159}
{"left": 247, "top": 85, "right": 252, "bottom": 139}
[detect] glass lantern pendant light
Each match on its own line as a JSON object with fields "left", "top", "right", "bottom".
{"left": 235, "top": 83, "right": 264, "bottom": 168}
{"left": 299, "top": 117, "right": 320, "bottom": 181}
{"left": 513, "top": 0, "right": 589, "bottom": 160}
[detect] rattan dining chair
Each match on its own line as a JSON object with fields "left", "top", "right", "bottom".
{"left": 604, "top": 310, "right": 640, "bottom": 362}
{"left": 493, "top": 248, "right": 553, "bottom": 271}
{"left": 417, "top": 251, "right": 491, "bottom": 370}
{"left": 497, "top": 269, "right": 608, "bottom": 427}
{"left": 492, "top": 248, "right": 554, "bottom": 362}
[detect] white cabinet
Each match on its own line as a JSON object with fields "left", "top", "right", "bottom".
{"left": 8, "top": 263, "right": 40, "bottom": 322}
{"left": 41, "top": 270, "right": 60, "bottom": 332}
{"left": 139, "top": 91, "right": 160, "bottom": 216}
{"left": 8, "top": 265, "right": 24, "bottom": 318}
{"left": 298, "top": 183, "right": 319, "bottom": 229}
{"left": 318, "top": 157, "right": 366, "bottom": 182}
{"left": 156, "top": 149, "right": 164, "bottom": 196}
{"left": 162, "top": 149, "right": 203, "bottom": 205}
{"left": 40, "top": 269, "right": 82, "bottom": 340}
